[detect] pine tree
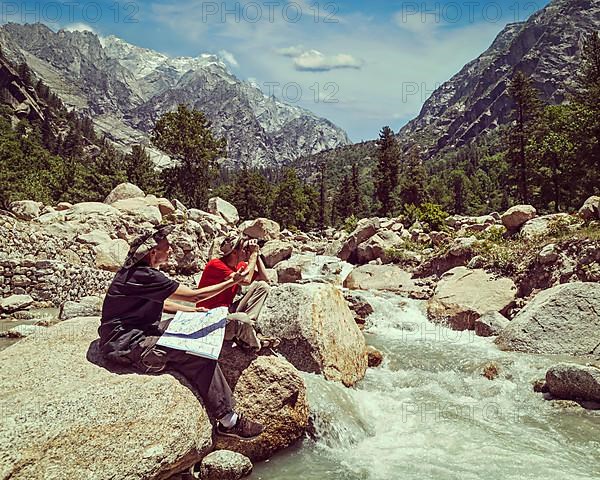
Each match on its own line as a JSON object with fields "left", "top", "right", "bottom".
{"left": 374, "top": 126, "right": 399, "bottom": 215}
{"left": 506, "top": 70, "right": 542, "bottom": 204}
{"left": 271, "top": 168, "right": 308, "bottom": 229}
{"left": 398, "top": 147, "right": 428, "bottom": 208}
{"left": 449, "top": 169, "right": 468, "bottom": 214}
{"left": 152, "top": 104, "right": 226, "bottom": 208}
{"left": 123, "top": 145, "right": 161, "bottom": 194}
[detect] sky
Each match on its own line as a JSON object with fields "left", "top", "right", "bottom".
{"left": 3, "top": 0, "right": 550, "bottom": 142}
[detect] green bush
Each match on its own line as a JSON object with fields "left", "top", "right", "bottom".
{"left": 402, "top": 203, "right": 448, "bottom": 232}
{"left": 343, "top": 214, "right": 358, "bottom": 233}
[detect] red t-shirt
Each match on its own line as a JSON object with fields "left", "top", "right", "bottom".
{"left": 196, "top": 259, "right": 247, "bottom": 309}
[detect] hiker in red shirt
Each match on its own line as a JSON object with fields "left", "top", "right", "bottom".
{"left": 197, "top": 235, "right": 277, "bottom": 351}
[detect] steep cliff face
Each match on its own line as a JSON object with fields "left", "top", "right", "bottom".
{"left": 0, "top": 23, "right": 351, "bottom": 167}
{"left": 398, "top": 0, "right": 600, "bottom": 157}
{"left": 0, "top": 54, "right": 45, "bottom": 125}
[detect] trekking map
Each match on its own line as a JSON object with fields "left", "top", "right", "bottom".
{"left": 157, "top": 307, "right": 228, "bottom": 360}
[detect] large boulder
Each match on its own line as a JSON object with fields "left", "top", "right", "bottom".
{"left": 214, "top": 355, "right": 309, "bottom": 461}
{"left": 94, "top": 239, "right": 129, "bottom": 272}
{"left": 0, "top": 294, "right": 34, "bottom": 314}
{"left": 0, "top": 317, "right": 213, "bottom": 480}
{"left": 519, "top": 213, "right": 573, "bottom": 240}
{"left": 104, "top": 183, "right": 145, "bottom": 204}
{"left": 495, "top": 282, "right": 600, "bottom": 357}
{"left": 261, "top": 241, "right": 293, "bottom": 268}
{"left": 545, "top": 363, "right": 600, "bottom": 402}
{"left": 338, "top": 218, "right": 380, "bottom": 262}
{"left": 257, "top": 283, "right": 367, "bottom": 386}
{"left": 9, "top": 200, "right": 42, "bottom": 220}
{"left": 427, "top": 267, "right": 516, "bottom": 331}
{"left": 111, "top": 198, "right": 162, "bottom": 225}
{"left": 356, "top": 230, "right": 402, "bottom": 264}
{"left": 241, "top": 218, "right": 280, "bottom": 241}
{"left": 501, "top": 205, "right": 536, "bottom": 231}
{"left": 579, "top": 196, "right": 600, "bottom": 221}
{"left": 275, "top": 260, "right": 302, "bottom": 283}
{"left": 59, "top": 296, "right": 103, "bottom": 320}
{"left": 344, "top": 264, "right": 417, "bottom": 293}
{"left": 208, "top": 197, "right": 239, "bottom": 225}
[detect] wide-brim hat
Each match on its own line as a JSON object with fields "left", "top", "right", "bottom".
{"left": 123, "top": 224, "right": 175, "bottom": 268}
{"left": 219, "top": 234, "right": 244, "bottom": 257}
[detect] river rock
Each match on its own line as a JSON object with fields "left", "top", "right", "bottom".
{"left": 104, "top": 183, "right": 145, "bottom": 204}
{"left": 366, "top": 345, "right": 383, "bottom": 367}
{"left": 343, "top": 290, "right": 374, "bottom": 325}
{"left": 474, "top": 311, "right": 509, "bottom": 337}
{"left": 545, "top": 363, "right": 600, "bottom": 402}
{"left": 208, "top": 197, "right": 239, "bottom": 225}
{"left": 261, "top": 241, "right": 293, "bottom": 268}
{"left": 94, "top": 239, "right": 129, "bottom": 272}
{"left": 275, "top": 261, "right": 302, "bottom": 283}
{"left": 199, "top": 450, "right": 252, "bottom": 480}
{"left": 495, "top": 282, "right": 600, "bottom": 357}
{"left": 428, "top": 267, "right": 516, "bottom": 331}
{"left": 56, "top": 201, "right": 73, "bottom": 211}
{"left": 338, "top": 218, "right": 380, "bottom": 262}
{"left": 9, "top": 200, "right": 42, "bottom": 220}
{"left": 241, "top": 218, "right": 280, "bottom": 241}
{"left": 0, "top": 294, "right": 34, "bottom": 313}
{"left": 0, "top": 317, "right": 214, "bottom": 480}
{"left": 257, "top": 283, "right": 367, "bottom": 386}
{"left": 344, "top": 264, "right": 417, "bottom": 293}
{"left": 578, "top": 195, "right": 600, "bottom": 221}
{"left": 501, "top": 205, "right": 536, "bottom": 231}
{"left": 59, "top": 296, "right": 103, "bottom": 320}
{"left": 356, "top": 230, "right": 402, "bottom": 264}
{"left": 538, "top": 243, "right": 559, "bottom": 264}
{"left": 214, "top": 355, "right": 309, "bottom": 461}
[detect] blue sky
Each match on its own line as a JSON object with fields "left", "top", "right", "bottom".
{"left": 4, "top": 0, "right": 550, "bottom": 142}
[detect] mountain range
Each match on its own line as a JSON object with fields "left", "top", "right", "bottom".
{"left": 397, "top": 0, "right": 600, "bottom": 158}
{"left": 0, "top": 22, "right": 351, "bottom": 167}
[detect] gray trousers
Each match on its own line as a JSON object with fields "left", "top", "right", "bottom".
{"left": 225, "top": 280, "right": 270, "bottom": 349}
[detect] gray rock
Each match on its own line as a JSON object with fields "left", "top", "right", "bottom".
{"left": 356, "top": 230, "right": 402, "bottom": 264}
{"left": 76, "top": 230, "right": 112, "bottom": 246}
{"left": 241, "top": 218, "right": 280, "bottom": 241}
{"left": 3, "top": 324, "right": 46, "bottom": 338}
{"left": 0, "top": 317, "right": 214, "bottom": 479}
{"left": 261, "top": 241, "right": 293, "bottom": 268}
{"left": 59, "top": 296, "right": 103, "bottom": 320}
{"left": 501, "top": 205, "right": 536, "bottom": 231}
{"left": 208, "top": 197, "right": 239, "bottom": 225}
{"left": 9, "top": 200, "right": 42, "bottom": 220}
{"left": 94, "top": 239, "right": 130, "bottom": 272}
{"left": 519, "top": 213, "right": 575, "bottom": 240}
{"left": 545, "top": 363, "right": 600, "bottom": 402}
{"left": 0, "top": 294, "right": 34, "bottom": 313}
{"left": 428, "top": 267, "right": 516, "bottom": 331}
{"left": 474, "top": 312, "right": 509, "bottom": 337}
{"left": 199, "top": 450, "right": 252, "bottom": 480}
{"left": 275, "top": 261, "right": 302, "bottom": 284}
{"left": 495, "top": 282, "right": 600, "bottom": 357}
{"left": 538, "top": 243, "right": 559, "bottom": 264}
{"left": 344, "top": 264, "right": 417, "bottom": 293}
{"left": 104, "top": 182, "right": 145, "bottom": 204}
{"left": 578, "top": 195, "right": 600, "bottom": 221}
{"left": 257, "top": 283, "right": 367, "bottom": 386}
{"left": 111, "top": 198, "right": 162, "bottom": 225}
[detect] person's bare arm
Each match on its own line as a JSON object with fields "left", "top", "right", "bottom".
{"left": 163, "top": 299, "right": 208, "bottom": 313}
{"left": 239, "top": 240, "right": 260, "bottom": 285}
{"left": 169, "top": 274, "right": 241, "bottom": 303}
{"left": 256, "top": 254, "right": 269, "bottom": 282}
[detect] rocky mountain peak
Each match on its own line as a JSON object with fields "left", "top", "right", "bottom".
{"left": 0, "top": 22, "right": 350, "bottom": 167}
{"left": 398, "top": 0, "right": 600, "bottom": 158}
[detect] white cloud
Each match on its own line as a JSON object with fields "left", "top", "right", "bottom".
{"left": 275, "top": 45, "right": 306, "bottom": 58}
{"left": 293, "top": 50, "right": 362, "bottom": 71}
{"left": 218, "top": 49, "right": 239, "bottom": 68}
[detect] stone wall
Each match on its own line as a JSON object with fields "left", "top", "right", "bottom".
{"left": 0, "top": 257, "right": 113, "bottom": 305}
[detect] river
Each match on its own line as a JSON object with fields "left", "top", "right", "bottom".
{"left": 250, "top": 256, "right": 600, "bottom": 480}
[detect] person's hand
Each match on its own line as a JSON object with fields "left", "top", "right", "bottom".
{"left": 231, "top": 269, "right": 245, "bottom": 283}
{"left": 195, "top": 306, "right": 208, "bottom": 312}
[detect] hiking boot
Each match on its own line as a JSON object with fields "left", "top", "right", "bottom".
{"left": 258, "top": 335, "right": 280, "bottom": 350}
{"left": 217, "top": 415, "right": 264, "bottom": 440}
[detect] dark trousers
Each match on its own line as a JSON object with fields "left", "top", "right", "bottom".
{"left": 128, "top": 339, "right": 234, "bottom": 420}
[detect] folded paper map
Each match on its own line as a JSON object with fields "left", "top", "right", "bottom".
{"left": 157, "top": 307, "right": 228, "bottom": 360}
